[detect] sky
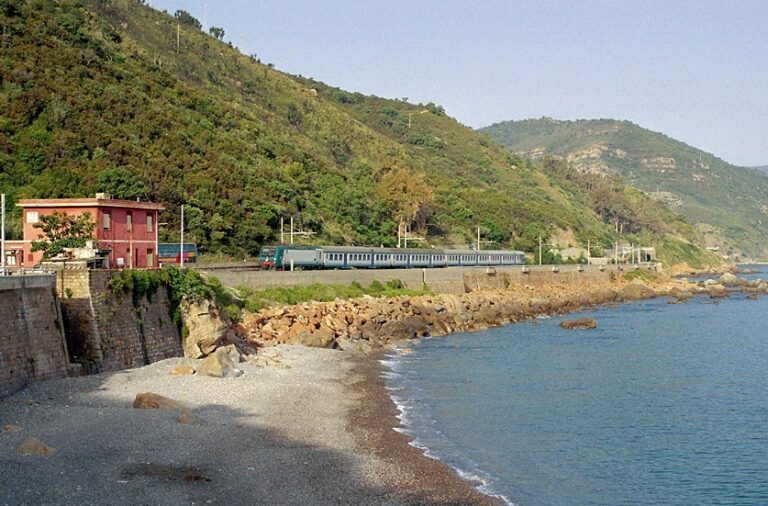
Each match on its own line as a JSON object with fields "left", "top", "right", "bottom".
{"left": 148, "top": 1, "right": 768, "bottom": 166}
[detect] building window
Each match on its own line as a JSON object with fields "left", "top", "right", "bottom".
{"left": 126, "top": 212, "right": 133, "bottom": 232}
{"left": 103, "top": 211, "right": 110, "bottom": 230}
{"left": 146, "top": 249, "right": 154, "bottom": 267}
{"left": 26, "top": 211, "right": 38, "bottom": 224}
{"left": 146, "top": 214, "right": 154, "bottom": 232}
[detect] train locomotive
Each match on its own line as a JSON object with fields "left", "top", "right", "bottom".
{"left": 257, "top": 245, "right": 526, "bottom": 270}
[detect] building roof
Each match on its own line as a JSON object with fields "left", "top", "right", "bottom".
{"left": 16, "top": 198, "right": 164, "bottom": 211}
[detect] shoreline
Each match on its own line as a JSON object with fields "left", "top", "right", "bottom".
{"left": 4, "top": 272, "right": 763, "bottom": 504}
{"left": 349, "top": 351, "right": 504, "bottom": 505}
{"left": 0, "top": 345, "right": 503, "bottom": 505}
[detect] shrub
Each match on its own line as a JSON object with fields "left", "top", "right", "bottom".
{"left": 239, "top": 280, "right": 429, "bottom": 311}
{"left": 623, "top": 269, "right": 656, "bottom": 282}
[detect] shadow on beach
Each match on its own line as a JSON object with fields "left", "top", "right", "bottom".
{"left": 0, "top": 352, "right": 496, "bottom": 506}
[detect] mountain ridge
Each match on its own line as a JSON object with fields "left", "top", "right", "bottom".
{"left": 480, "top": 118, "right": 768, "bottom": 260}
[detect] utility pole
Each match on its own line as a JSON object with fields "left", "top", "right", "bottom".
{"left": 290, "top": 216, "right": 294, "bottom": 245}
{"left": 397, "top": 221, "right": 401, "bottom": 248}
{"left": 587, "top": 238, "right": 591, "bottom": 266}
{"left": 179, "top": 204, "right": 185, "bottom": 268}
{"left": 477, "top": 226, "right": 481, "bottom": 252}
{"left": 280, "top": 216, "right": 284, "bottom": 244}
{"left": 1, "top": 194, "right": 5, "bottom": 274}
{"left": 176, "top": 23, "right": 180, "bottom": 53}
{"left": 539, "top": 236, "right": 542, "bottom": 266}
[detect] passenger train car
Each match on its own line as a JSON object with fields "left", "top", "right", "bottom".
{"left": 257, "top": 245, "right": 526, "bottom": 270}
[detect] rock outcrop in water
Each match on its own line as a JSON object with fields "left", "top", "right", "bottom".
{"left": 560, "top": 317, "right": 597, "bottom": 329}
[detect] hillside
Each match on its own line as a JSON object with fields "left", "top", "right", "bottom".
{"left": 481, "top": 118, "right": 768, "bottom": 260}
{"left": 0, "top": 1, "right": 716, "bottom": 266}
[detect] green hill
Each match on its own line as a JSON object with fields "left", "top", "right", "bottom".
{"left": 0, "top": 0, "right": 716, "bottom": 266}
{"left": 480, "top": 118, "right": 768, "bottom": 260}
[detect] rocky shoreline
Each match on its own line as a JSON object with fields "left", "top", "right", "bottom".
{"left": 236, "top": 271, "right": 764, "bottom": 354}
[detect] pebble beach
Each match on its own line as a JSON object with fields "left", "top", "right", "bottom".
{"left": 0, "top": 345, "right": 499, "bottom": 505}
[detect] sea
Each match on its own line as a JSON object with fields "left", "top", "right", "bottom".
{"left": 383, "top": 266, "right": 768, "bottom": 505}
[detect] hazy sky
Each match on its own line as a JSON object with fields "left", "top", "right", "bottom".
{"left": 148, "top": 1, "right": 767, "bottom": 166}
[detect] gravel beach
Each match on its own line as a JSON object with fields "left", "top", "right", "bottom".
{"left": 0, "top": 346, "right": 500, "bottom": 505}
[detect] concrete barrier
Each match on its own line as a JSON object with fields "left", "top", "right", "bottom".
{"left": 198, "top": 263, "right": 660, "bottom": 294}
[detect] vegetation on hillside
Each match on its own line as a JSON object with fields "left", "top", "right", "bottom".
{"left": 240, "top": 279, "right": 430, "bottom": 312}
{"left": 481, "top": 118, "right": 768, "bottom": 260}
{"left": 0, "top": 0, "right": 715, "bottom": 266}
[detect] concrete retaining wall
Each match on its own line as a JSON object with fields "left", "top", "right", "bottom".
{"left": 201, "top": 264, "right": 660, "bottom": 293}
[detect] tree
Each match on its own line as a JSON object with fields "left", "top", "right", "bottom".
{"left": 97, "top": 167, "right": 149, "bottom": 200}
{"left": 375, "top": 166, "right": 434, "bottom": 231}
{"left": 174, "top": 10, "right": 202, "bottom": 29}
{"left": 209, "top": 26, "right": 225, "bottom": 40}
{"left": 31, "top": 212, "right": 95, "bottom": 259}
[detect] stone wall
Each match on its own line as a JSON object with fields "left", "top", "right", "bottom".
{"left": 0, "top": 275, "right": 69, "bottom": 397}
{"left": 202, "top": 264, "right": 658, "bottom": 294}
{"left": 58, "top": 269, "right": 181, "bottom": 374}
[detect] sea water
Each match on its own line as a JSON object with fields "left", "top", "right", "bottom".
{"left": 385, "top": 277, "right": 768, "bottom": 505}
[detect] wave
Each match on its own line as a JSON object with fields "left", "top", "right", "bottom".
{"left": 383, "top": 351, "right": 516, "bottom": 506}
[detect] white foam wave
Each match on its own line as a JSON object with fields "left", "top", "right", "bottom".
{"left": 379, "top": 348, "right": 512, "bottom": 506}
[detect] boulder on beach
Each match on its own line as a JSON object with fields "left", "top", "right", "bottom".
{"left": 181, "top": 299, "right": 232, "bottom": 359}
{"left": 334, "top": 337, "right": 373, "bottom": 355}
{"left": 719, "top": 272, "right": 738, "bottom": 286}
{"left": 590, "top": 288, "right": 619, "bottom": 305}
{"left": 170, "top": 364, "right": 196, "bottom": 376}
{"left": 15, "top": 437, "right": 54, "bottom": 456}
{"left": 559, "top": 317, "right": 597, "bottom": 330}
{"left": 380, "top": 315, "right": 430, "bottom": 341}
{"left": 197, "top": 346, "right": 243, "bottom": 378}
{"left": 303, "top": 325, "right": 336, "bottom": 348}
{"left": 621, "top": 282, "right": 656, "bottom": 301}
{"left": 133, "top": 392, "right": 187, "bottom": 410}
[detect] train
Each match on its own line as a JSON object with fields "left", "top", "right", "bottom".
{"left": 257, "top": 245, "right": 526, "bottom": 270}
{"left": 158, "top": 243, "right": 198, "bottom": 264}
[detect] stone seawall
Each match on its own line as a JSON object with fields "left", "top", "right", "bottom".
{"left": 57, "top": 269, "right": 181, "bottom": 373}
{"left": 0, "top": 275, "right": 69, "bottom": 397}
{"left": 202, "top": 263, "right": 656, "bottom": 294}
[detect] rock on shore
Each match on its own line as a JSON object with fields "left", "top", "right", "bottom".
{"left": 238, "top": 274, "right": 720, "bottom": 352}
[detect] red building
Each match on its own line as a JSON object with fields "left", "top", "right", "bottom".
{"left": 17, "top": 194, "right": 164, "bottom": 269}
{"left": 2, "top": 240, "right": 24, "bottom": 269}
